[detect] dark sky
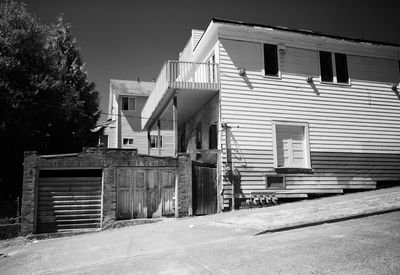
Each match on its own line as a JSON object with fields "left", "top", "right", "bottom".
{"left": 25, "top": 0, "right": 400, "bottom": 122}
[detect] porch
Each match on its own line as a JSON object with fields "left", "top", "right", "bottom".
{"left": 141, "top": 61, "right": 220, "bottom": 155}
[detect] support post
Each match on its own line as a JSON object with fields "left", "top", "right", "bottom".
{"left": 173, "top": 96, "right": 178, "bottom": 157}
{"left": 147, "top": 129, "right": 151, "bottom": 155}
{"left": 224, "top": 124, "right": 234, "bottom": 211}
{"left": 157, "top": 120, "right": 161, "bottom": 156}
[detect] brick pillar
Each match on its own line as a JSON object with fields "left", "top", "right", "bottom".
{"left": 101, "top": 166, "right": 117, "bottom": 227}
{"left": 21, "top": 151, "right": 38, "bottom": 235}
{"left": 176, "top": 154, "right": 192, "bottom": 217}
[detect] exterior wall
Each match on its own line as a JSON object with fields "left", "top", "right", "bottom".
{"left": 218, "top": 36, "right": 400, "bottom": 201}
{"left": 179, "top": 29, "right": 205, "bottom": 62}
{"left": 106, "top": 94, "right": 175, "bottom": 156}
{"left": 21, "top": 148, "right": 192, "bottom": 235}
{"left": 182, "top": 94, "right": 219, "bottom": 163}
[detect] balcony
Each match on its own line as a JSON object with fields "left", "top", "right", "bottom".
{"left": 141, "top": 60, "right": 220, "bottom": 130}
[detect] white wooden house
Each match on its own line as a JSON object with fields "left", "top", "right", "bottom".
{"left": 102, "top": 79, "right": 175, "bottom": 156}
{"left": 141, "top": 19, "right": 400, "bottom": 209}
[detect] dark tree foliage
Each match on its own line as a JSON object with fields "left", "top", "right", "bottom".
{"left": 0, "top": 1, "right": 100, "bottom": 200}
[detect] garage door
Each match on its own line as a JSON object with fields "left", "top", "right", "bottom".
{"left": 37, "top": 169, "right": 102, "bottom": 233}
{"left": 117, "top": 168, "right": 176, "bottom": 219}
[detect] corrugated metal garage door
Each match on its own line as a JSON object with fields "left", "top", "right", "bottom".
{"left": 37, "top": 169, "right": 102, "bottom": 234}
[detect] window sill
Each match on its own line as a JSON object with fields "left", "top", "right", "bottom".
{"left": 262, "top": 74, "right": 282, "bottom": 80}
{"left": 319, "top": 80, "right": 351, "bottom": 87}
{"left": 274, "top": 167, "right": 314, "bottom": 174}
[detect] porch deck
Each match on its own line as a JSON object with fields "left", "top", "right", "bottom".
{"left": 141, "top": 60, "right": 220, "bottom": 130}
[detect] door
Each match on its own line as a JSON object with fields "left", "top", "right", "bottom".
{"left": 192, "top": 165, "right": 217, "bottom": 215}
{"left": 37, "top": 169, "right": 102, "bottom": 233}
{"left": 117, "top": 168, "right": 176, "bottom": 219}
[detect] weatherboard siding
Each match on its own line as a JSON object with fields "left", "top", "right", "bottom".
{"left": 218, "top": 38, "right": 400, "bottom": 197}
{"left": 182, "top": 94, "right": 219, "bottom": 161}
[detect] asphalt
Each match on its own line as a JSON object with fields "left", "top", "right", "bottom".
{"left": 207, "top": 186, "right": 400, "bottom": 235}
{"left": 0, "top": 187, "right": 399, "bottom": 274}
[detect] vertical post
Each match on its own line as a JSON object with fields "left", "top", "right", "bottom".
{"left": 224, "top": 124, "right": 234, "bottom": 211}
{"left": 173, "top": 96, "right": 178, "bottom": 157}
{"left": 147, "top": 129, "right": 151, "bottom": 155}
{"left": 157, "top": 120, "right": 161, "bottom": 156}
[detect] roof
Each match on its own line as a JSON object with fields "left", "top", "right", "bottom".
{"left": 211, "top": 18, "right": 400, "bottom": 48}
{"left": 110, "top": 79, "right": 155, "bottom": 96}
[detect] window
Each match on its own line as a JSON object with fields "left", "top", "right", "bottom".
{"left": 121, "top": 97, "right": 136, "bottom": 110}
{"left": 319, "top": 51, "right": 349, "bottom": 84}
{"left": 263, "top": 44, "right": 279, "bottom": 77}
{"left": 150, "top": 135, "right": 163, "bottom": 149}
{"left": 180, "top": 131, "right": 186, "bottom": 153}
{"left": 123, "top": 138, "right": 134, "bottom": 146}
{"left": 266, "top": 175, "right": 285, "bottom": 189}
{"left": 196, "top": 123, "right": 202, "bottom": 149}
{"left": 209, "top": 124, "right": 217, "bottom": 149}
{"left": 335, "top": 53, "right": 349, "bottom": 83}
{"left": 398, "top": 60, "right": 400, "bottom": 76}
{"left": 273, "top": 123, "right": 310, "bottom": 168}
{"left": 319, "top": 51, "right": 333, "bottom": 82}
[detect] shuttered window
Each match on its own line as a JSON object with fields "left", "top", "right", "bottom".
{"left": 274, "top": 124, "right": 309, "bottom": 168}
{"left": 263, "top": 44, "right": 279, "bottom": 76}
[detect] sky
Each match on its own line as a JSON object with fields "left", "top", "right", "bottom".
{"left": 24, "top": 0, "right": 400, "bottom": 123}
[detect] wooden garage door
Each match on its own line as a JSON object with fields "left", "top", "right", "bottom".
{"left": 117, "top": 168, "right": 175, "bottom": 220}
{"left": 37, "top": 169, "right": 102, "bottom": 234}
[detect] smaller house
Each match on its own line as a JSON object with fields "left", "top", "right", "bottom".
{"left": 101, "top": 79, "right": 175, "bottom": 156}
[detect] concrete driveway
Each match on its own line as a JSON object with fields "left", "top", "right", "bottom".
{"left": 1, "top": 187, "right": 400, "bottom": 274}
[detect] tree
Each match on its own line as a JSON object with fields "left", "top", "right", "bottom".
{"left": 0, "top": 1, "right": 100, "bottom": 200}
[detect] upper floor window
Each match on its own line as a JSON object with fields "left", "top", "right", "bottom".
{"left": 319, "top": 51, "right": 349, "bottom": 84}
{"left": 121, "top": 96, "right": 136, "bottom": 110}
{"left": 263, "top": 44, "right": 279, "bottom": 77}
{"left": 208, "top": 124, "right": 217, "bottom": 149}
{"left": 196, "top": 122, "right": 202, "bottom": 149}
{"left": 150, "top": 135, "right": 163, "bottom": 149}
{"left": 398, "top": 60, "right": 400, "bottom": 77}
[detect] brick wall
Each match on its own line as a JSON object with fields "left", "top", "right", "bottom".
{"left": 21, "top": 148, "right": 193, "bottom": 235}
{"left": 177, "top": 154, "right": 193, "bottom": 217}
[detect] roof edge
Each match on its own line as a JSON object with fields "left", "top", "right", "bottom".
{"left": 211, "top": 18, "right": 400, "bottom": 48}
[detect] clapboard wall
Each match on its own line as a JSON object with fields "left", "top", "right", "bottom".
{"left": 182, "top": 94, "right": 219, "bottom": 162}
{"left": 218, "top": 35, "right": 400, "bottom": 198}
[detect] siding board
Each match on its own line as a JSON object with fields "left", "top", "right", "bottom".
{"left": 218, "top": 37, "right": 400, "bottom": 199}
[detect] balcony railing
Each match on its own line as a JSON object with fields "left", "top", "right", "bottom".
{"left": 142, "top": 60, "right": 219, "bottom": 129}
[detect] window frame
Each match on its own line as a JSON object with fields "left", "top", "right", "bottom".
{"left": 149, "top": 135, "right": 163, "bottom": 149}
{"left": 262, "top": 43, "right": 281, "bottom": 78}
{"left": 208, "top": 124, "right": 217, "bottom": 150}
{"left": 272, "top": 121, "right": 311, "bottom": 169}
{"left": 122, "top": 138, "right": 134, "bottom": 146}
{"left": 121, "top": 96, "right": 136, "bottom": 111}
{"left": 196, "top": 122, "right": 202, "bottom": 150}
{"left": 318, "top": 51, "right": 351, "bottom": 86}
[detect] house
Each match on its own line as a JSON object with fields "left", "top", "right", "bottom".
{"left": 141, "top": 18, "right": 400, "bottom": 210}
{"left": 102, "top": 79, "right": 175, "bottom": 156}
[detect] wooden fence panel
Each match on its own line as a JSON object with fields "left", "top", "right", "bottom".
{"left": 193, "top": 166, "right": 217, "bottom": 215}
